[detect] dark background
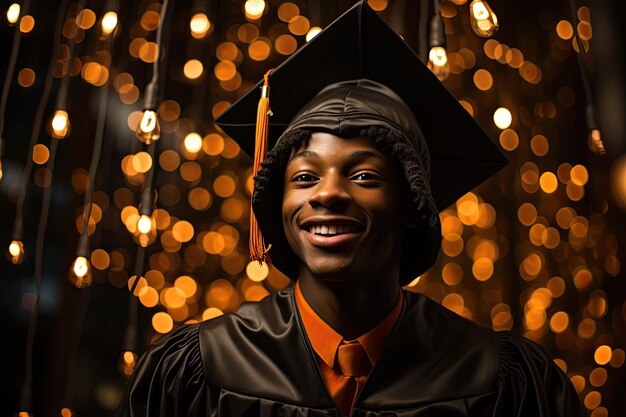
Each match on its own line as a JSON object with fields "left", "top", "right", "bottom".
{"left": 1, "top": 0, "right": 625, "bottom": 415}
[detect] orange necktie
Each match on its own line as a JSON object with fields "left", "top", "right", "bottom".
{"left": 332, "top": 341, "right": 372, "bottom": 416}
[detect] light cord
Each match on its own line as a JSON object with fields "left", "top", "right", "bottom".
{"left": 0, "top": 0, "right": 30, "bottom": 166}
{"left": 126, "top": 0, "right": 172, "bottom": 354}
{"left": 567, "top": 0, "right": 598, "bottom": 132}
{"left": 12, "top": 0, "right": 69, "bottom": 242}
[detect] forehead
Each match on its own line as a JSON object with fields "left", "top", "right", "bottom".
{"left": 288, "top": 132, "right": 389, "bottom": 161}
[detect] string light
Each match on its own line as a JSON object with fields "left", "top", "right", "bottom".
{"left": 428, "top": 47, "right": 449, "bottom": 80}
{"left": 588, "top": 129, "right": 605, "bottom": 155}
{"left": 120, "top": 350, "right": 138, "bottom": 376}
{"left": 50, "top": 109, "right": 70, "bottom": 139}
{"left": 7, "top": 3, "right": 21, "bottom": 24}
{"left": 136, "top": 0, "right": 169, "bottom": 145}
{"left": 60, "top": 408, "right": 74, "bottom": 417}
{"left": 134, "top": 185, "right": 157, "bottom": 247}
{"left": 306, "top": 27, "right": 322, "bottom": 42}
{"left": 493, "top": 107, "right": 512, "bottom": 129}
{"left": 184, "top": 132, "right": 203, "bottom": 153}
{"left": 190, "top": 13, "right": 211, "bottom": 38}
{"left": 69, "top": 256, "right": 93, "bottom": 288}
{"left": 137, "top": 214, "right": 154, "bottom": 234}
{"left": 101, "top": 11, "right": 118, "bottom": 35}
{"left": 135, "top": 109, "right": 160, "bottom": 144}
{"left": 244, "top": 0, "right": 265, "bottom": 20}
{"left": 469, "top": 0, "right": 498, "bottom": 37}
{"left": 568, "top": 0, "right": 605, "bottom": 156}
{"left": 427, "top": 2, "right": 449, "bottom": 81}
{"left": 0, "top": 1, "right": 621, "bottom": 413}
{"left": 9, "top": 240, "right": 25, "bottom": 264}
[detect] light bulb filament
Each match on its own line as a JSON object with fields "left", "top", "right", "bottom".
{"left": 140, "top": 111, "right": 156, "bottom": 132}
{"left": 471, "top": 2, "right": 489, "bottom": 19}
{"left": 135, "top": 110, "right": 161, "bottom": 144}
{"left": 73, "top": 256, "right": 89, "bottom": 277}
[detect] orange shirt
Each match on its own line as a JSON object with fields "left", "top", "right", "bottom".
{"left": 294, "top": 282, "right": 403, "bottom": 414}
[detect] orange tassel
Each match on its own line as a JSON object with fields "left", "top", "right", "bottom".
{"left": 250, "top": 70, "right": 274, "bottom": 264}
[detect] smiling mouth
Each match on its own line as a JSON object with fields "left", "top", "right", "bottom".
{"left": 305, "top": 224, "right": 363, "bottom": 236}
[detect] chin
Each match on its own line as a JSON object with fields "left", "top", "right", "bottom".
{"left": 300, "top": 256, "right": 364, "bottom": 283}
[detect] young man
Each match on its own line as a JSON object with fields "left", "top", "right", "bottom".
{"left": 116, "top": 2, "right": 586, "bottom": 416}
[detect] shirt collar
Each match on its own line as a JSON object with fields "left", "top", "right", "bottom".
{"left": 294, "top": 281, "right": 403, "bottom": 369}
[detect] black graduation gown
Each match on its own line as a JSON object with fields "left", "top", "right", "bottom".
{"left": 115, "top": 287, "right": 587, "bottom": 417}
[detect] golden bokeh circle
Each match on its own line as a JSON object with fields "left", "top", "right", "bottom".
{"left": 152, "top": 312, "right": 173, "bottom": 334}
{"left": 594, "top": 345, "right": 612, "bottom": 365}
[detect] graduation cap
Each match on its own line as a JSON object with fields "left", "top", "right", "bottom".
{"left": 215, "top": 0, "right": 508, "bottom": 282}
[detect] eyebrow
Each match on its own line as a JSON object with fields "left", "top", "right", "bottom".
{"left": 288, "top": 150, "right": 320, "bottom": 161}
{"left": 347, "top": 150, "right": 387, "bottom": 161}
{"left": 288, "top": 150, "right": 387, "bottom": 162}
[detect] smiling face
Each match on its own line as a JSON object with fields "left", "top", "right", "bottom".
{"left": 282, "top": 132, "right": 408, "bottom": 284}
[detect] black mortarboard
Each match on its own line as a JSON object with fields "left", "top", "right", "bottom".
{"left": 215, "top": 0, "right": 508, "bottom": 283}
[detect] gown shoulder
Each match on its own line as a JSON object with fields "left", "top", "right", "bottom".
{"left": 114, "top": 322, "right": 215, "bottom": 417}
{"left": 493, "top": 330, "right": 587, "bottom": 417}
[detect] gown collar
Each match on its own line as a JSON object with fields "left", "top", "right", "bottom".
{"left": 293, "top": 281, "right": 403, "bottom": 370}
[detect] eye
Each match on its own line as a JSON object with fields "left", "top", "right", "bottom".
{"left": 351, "top": 172, "right": 383, "bottom": 182}
{"left": 292, "top": 173, "right": 318, "bottom": 183}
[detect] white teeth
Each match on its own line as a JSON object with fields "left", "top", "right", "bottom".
{"left": 307, "top": 224, "right": 358, "bottom": 235}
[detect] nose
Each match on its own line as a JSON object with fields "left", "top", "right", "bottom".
{"left": 308, "top": 172, "right": 352, "bottom": 210}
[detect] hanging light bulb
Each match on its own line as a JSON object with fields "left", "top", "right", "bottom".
{"left": 18, "top": 412, "right": 33, "bottom": 417}
{"left": 137, "top": 214, "right": 154, "bottom": 234}
{"left": 0, "top": 158, "right": 3, "bottom": 181}
{"left": 306, "top": 27, "right": 322, "bottom": 42}
{"left": 136, "top": 214, "right": 156, "bottom": 247}
{"left": 244, "top": 0, "right": 266, "bottom": 20}
{"left": 68, "top": 256, "right": 92, "bottom": 288}
{"left": 469, "top": 0, "right": 499, "bottom": 37}
{"left": 588, "top": 129, "right": 606, "bottom": 156}
{"left": 9, "top": 240, "right": 25, "bottom": 264}
{"left": 135, "top": 110, "right": 160, "bottom": 144}
{"left": 7, "top": 3, "right": 20, "bottom": 25}
{"left": 101, "top": 11, "right": 118, "bottom": 35}
{"left": 428, "top": 46, "right": 450, "bottom": 81}
{"left": 427, "top": 10, "right": 448, "bottom": 81}
{"left": 50, "top": 110, "right": 70, "bottom": 139}
{"left": 60, "top": 407, "right": 74, "bottom": 417}
{"left": 190, "top": 13, "right": 211, "bottom": 38}
{"left": 120, "top": 350, "right": 138, "bottom": 376}
{"left": 184, "top": 132, "right": 203, "bottom": 153}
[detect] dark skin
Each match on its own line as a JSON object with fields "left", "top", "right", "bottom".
{"left": 282, "top": 132, "right": 412, "bottom": 339}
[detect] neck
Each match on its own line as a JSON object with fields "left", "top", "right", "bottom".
{"left": 297, "top": 270, "right": 400, "bottom": 340}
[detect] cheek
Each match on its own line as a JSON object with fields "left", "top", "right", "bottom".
{"left": 281, "top": 190, "right": 307, "bottom": 248}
